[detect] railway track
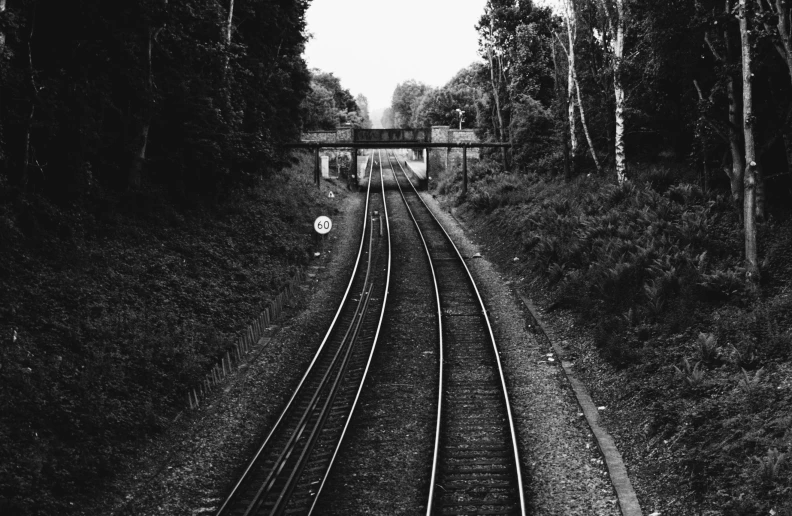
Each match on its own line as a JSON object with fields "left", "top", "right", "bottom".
{"left": 214, "top": 154, "right": 391, "bottom": 516}
{"left": 383, "top": 151, "right": 526, "bottom": 516}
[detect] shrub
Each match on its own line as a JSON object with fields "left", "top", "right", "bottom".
{"left": 753, "top": 448, "right": 787, "bottom": 484}
{"left": 699, "top": 267, "right": 747, "bottom": 301}
{"left": 696, "top": 332, "right": 720, "bottom": 364}
{"left": 673, "top": 357, "right": 706, "bottom": 390}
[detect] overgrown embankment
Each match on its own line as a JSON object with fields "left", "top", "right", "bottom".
{"left": 437, "top": 159, "right": 792, "bottom": 515}
{"left": 0, "top": 157, "right": 333, "bottom": 515}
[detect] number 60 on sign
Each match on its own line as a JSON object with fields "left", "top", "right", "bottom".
{"left": 314, "top": 216, "right": 332, "bottom": 235}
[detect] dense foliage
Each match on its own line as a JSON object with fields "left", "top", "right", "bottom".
{"left": 0, "top": 152, "right": 337, "bottom": 515}
{"left": 0, "top": 0, "right": 311, "bottom": 198}
{"left": 299, "top": 69, "right": 371, "bottom": 130}
{"left": 424, "top": 0, "right": 792, "bottom": 511}
{"left": 0, "top": 1, "right": 334, "bottom": 514}
{"left": 439, "top": 159, "right": 792, "bottom": 513}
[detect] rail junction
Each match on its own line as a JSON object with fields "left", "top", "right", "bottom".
{"left": 214, "top": 149, "right": 525, "bottom": 516}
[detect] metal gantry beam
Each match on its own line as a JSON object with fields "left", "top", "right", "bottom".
{"left": 286, "top": 142, "right": 510, "bottom": 149}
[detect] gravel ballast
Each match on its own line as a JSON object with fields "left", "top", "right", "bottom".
{"left": 85, "top": 176, "right": 641, "bottom": 515}
{"left": 420, "top": 192, "right": 625, "bottom": 516}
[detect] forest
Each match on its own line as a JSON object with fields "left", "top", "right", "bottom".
{"left": 1, "top": 0, "right": 792, "bottom": 514}
{"left": 380, "top": 0, "right": 792, "bottom": 513}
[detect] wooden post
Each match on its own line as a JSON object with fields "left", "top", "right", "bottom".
{"left": 350, "top": 150, "right": 358, "bottom": 190}
{"left": 314, "top": 147, "right": 320, "bottom": 188}
{"left": 424, "top": 148, "right": 431, "bottom": 191}
{"left": 462, "top": 145, "right": 468, "bottom": 197}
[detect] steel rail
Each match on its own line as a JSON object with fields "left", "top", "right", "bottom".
{"left": 215, "top": 153, "right": 384, "bottom": 516}
{"left": 386, "top": 152, "right": 527, "bottom": 515}
{"left": 306, "top": 151, "right": 392, "bottom": 515}
{"left": 381, "top": 151, "right": 445, "bottom": 515}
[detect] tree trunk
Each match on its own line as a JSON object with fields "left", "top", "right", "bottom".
{"left": 783, "top": 127, "right": 792, "bottom": 175}
{"left": 223, "top": 0, "right": 234, "bottom": 74}
{"left": 129, "top": 0, "right": 167, "bottom": 189}
{"left": 755, "top": 161, "right": 766, "bottom": 220}
{"left": 756, "top": 0, "right": 792, "bottom": 85}
{"left": 777, "top": 0, "right": 792, "bottom": 84}
{"left": 21, "top": 2, "right": 37, "bottom": 188}
{"left": 0, "top": 0, "right": 6, "bottom": 54}
{"left": 563, "top": 4, "right": 578, "bottom": 155}
{"left": 574, "top": 77, "right": 603, "bottom": 174}
{"left": 739, "top": 0, "right": 759, "bottom": 279}
{"left": 553, "top": 41, "right": 572, "bottom": 181}
{"left": 726, "top": 76, "right": 745, "bottom": 206}
{"left": 487, "top": 44, "right": 506, "bottom": 145}
{"left": 613, "top": 0, "right": 627, "bottom": 184}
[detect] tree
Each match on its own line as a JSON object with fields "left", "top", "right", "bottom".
{"left": 597, "top": 0, "right": 628, "bottom": 183}
{"left": 557, "top": 0, "right": 602, "bottom": 174}
{"left": 0, "top": 0, "right": 311, "bottom": 197}
{"left": 694, "top": 0, "right": 746, "bottom": 207}
{"left": 299, "top": 70, "right": 367, "bottom": 130}
{"left": 411, "top": 66, "right": 483, "bottom": 128}
{"left": 355, "top": 93, "right": 372, "bottom": 128}
{"left": 381, "top": 107, "right": 395, "bottom": 128}
{"left": 391, "top": 79, "right": 431, "bottom": 128}
{"left": 739, "top": 0, "right": 759, "bottom": 278}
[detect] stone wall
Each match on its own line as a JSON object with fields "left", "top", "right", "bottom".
{"left": 301, "top": 130, "right": 337, "bottom": 143}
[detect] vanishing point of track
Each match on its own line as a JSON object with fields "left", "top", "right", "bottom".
{"left": 215, "top": 150, "right": 525, "bottom": 515}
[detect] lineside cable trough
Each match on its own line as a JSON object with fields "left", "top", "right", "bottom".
{"left": 517, "top": 291, "right": 644, "bottom": 516}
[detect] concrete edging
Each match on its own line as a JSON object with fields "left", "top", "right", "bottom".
{"left": 516, "top": 292, "right": 644, "bottom": 516}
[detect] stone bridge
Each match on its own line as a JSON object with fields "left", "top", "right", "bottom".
{"left": 300, "top": 126, "right": 480, "bottom": 178}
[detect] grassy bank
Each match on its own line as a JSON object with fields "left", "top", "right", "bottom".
{"left": 438, "top": 158, "right": 792, "bottom": 515}
{"left": 0, "top": 154, "right": 335, "bottom": 515}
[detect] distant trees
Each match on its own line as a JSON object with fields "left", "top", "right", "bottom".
{"left": 355, "top": 94, "right": 373, "bottom": 129}
{"left": 390, "top": 79, "right": 432, "bottom": 128}
{"left": 299, "top": 70, "right": 369, "bottom": 130}
{"left": 381, "top": 107, "right": 396, "bottom": 129}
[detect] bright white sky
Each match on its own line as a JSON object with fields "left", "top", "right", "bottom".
{"left": 303, "top": 0, "right": 489, "bottom": 112}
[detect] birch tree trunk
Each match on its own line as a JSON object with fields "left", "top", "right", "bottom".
{"left": 598, "top": 0, "right": 627, "bottom": 183}
{"left": 557, "top": 5, "right": 603, "bottom": 175}
{"left": 739, "top": 0, "right": 759, "bottom": 279}
{"left": 613, "top": 0, "right": 627, "bottom": 184}
{"left": 574, "top": 76, "right": 603, "bottom": 174}
{"left": 223, "top": 0, "right": 234, "bottom": 75}
{"left": 563, "top": 0, "right": 578, "bottom": 155}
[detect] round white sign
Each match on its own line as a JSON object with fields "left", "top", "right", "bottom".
{"left": 314, "top": 216, "right": 332, "bottom": 235}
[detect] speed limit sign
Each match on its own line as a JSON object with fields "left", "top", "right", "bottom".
{"left": 314, "top": 216, "right": 332, "bottom": 235}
